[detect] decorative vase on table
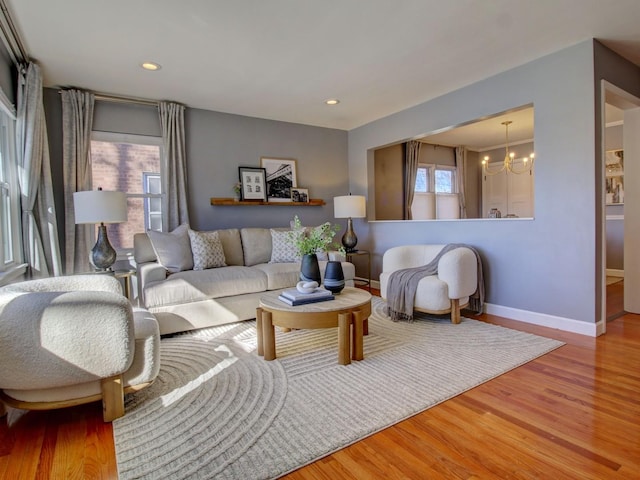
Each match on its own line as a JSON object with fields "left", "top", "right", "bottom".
{"left": 323, "top": 260, "right": 345, "bottom": 294}
{"left": 300, "top": 253, "right": 321, "bottom": 285}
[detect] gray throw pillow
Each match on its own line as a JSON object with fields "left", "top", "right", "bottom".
{"left": 147, "top": 224, "right": 193, "bottom": 273}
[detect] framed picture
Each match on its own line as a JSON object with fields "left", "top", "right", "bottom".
{"left": 605, "top": 149, "right": 624, "bottom": 205}
{"left": 238, "top": 166, "right": 267, "bottom": 201}
{"left": 260, "top": 157, "right": 297, "bottom": 202}
{"left": 291, "top": 187, "right": 309, "bottom": 203}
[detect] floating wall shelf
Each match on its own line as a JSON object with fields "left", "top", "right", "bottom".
{"left": 211, "top": 197, "right": 325, "bottom": 207}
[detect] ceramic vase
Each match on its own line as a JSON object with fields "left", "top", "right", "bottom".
{"left": 323, "top": 260, "right": 345, "bottom": 294}
{"left": 300, "top": 253, "right": 321, "bottom": 285}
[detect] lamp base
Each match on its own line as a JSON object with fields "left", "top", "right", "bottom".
{"left": 341, "top": 217, "right": 358, "bottom": 253}
{"left": 91, "top": 224, "right": 117, "bottom": 271}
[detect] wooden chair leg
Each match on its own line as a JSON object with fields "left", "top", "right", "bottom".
{"left": 450, "top": 298, "right": 461, "bottom": 324}
{"left": 101, "top": 374, "right": 125, "bottom": 422}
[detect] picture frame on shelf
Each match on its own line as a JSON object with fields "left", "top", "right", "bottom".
{"left": 260, "top": 157, "right": 297, "bottom": 202}
{"left": 238, "top": 166, "right": 267, "bottom": 201}
{"left": 605, "top": 149, "right": 624, "bottom": 205}
{"left": 291, "top": 188, "right": 309, "bottom": 203}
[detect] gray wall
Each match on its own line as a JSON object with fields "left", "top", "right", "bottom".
{"left": 43, "top": 90, "right": 349, "bottom": 260}
{"left": 186, "top": 109, "right": 348, "bottom": 230}
{"left": 349, "top": 40, "right": 598, "bottom": 324}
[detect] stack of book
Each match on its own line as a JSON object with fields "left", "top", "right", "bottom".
{"left": 278, "top": 287, "right": 335, "bottom": 306}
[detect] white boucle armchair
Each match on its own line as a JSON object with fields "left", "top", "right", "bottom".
{"left": 380, "top": 245, "right": 479, "bottom": 324}
{"left": 0, "top": 275, "right": 160, "bottom": 422}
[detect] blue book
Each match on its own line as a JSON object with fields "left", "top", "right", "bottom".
{"left": 278, "top": 294, "right": 335, "bottom": 306}
{"left": 281, "top": 288, "right": 333, "bottom": 301}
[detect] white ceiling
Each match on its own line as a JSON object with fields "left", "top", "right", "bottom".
{"left": 6, "top": 0, "right": 640, "bottom": 131}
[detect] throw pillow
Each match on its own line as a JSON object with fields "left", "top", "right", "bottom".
{"left": 188, "top": 229, "right": 227, "bottom": 270}
{"left": 269, "top": 229, "right": 301, "bottom": 263}
{"left": 147, "top": 224, "right": 194, "bottom": 273}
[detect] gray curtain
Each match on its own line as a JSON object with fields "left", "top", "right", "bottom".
{"left": 159, "top": 101, "right": 189, "bottom": 230}
{"left": 15, "top": 62, "right": 62, "bottom": 278}
{"left": 404, "top": 141, "right": 421, "bottom": 220}
{"left": 62, "top": 89, "right": 95, "bottom": 274}
{"left": 455, "top": 146, "right": 467, "bottom": 219}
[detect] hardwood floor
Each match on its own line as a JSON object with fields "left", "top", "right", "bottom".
{"left": 2, "top": 288, "right": 638, "bottom": 479}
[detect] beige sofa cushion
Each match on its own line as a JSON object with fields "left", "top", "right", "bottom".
{"left": 216, "top": 229, "right": 244, "bottom": 266}
{"left": 143, "top": 266, "right": 267, "bottom": 309}
{"left": 251, "top": 262, "right": 301, "bottom": 290}
{"left": 240, "top": 228, "right": 273, "bottom": 266}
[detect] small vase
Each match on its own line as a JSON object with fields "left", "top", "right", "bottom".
{"left": 323, "top": 260, "right": 345, "bottom": 294}
{"left": 300, "top": 254, "right": 321, "bottom": 285}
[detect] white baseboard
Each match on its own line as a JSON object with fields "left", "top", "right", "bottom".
{"left": 606, "top": 269, "right": 624, "bottom": 277}
{"left": 483, "top": 302, "right": 604, "bottom": 337}
{"left": 370, "top": 280, "right": 603, "bottom": 337}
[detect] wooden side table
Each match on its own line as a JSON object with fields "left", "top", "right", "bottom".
{"left": 346, "top": 250, "right": 371, "bottom": 291}
{"left": 113, "top": 269, "right": 136, "bottom": 300}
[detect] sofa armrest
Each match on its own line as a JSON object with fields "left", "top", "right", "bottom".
{"left": 0, "top": 290, "right": 134, "bottom": 390}
{"left": 137, "top": 262, "right": 168, "bottom": 305}
{"left": 437, "top": 247, "right": 478, "bottom": 299}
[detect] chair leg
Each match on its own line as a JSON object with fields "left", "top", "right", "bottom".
{"left": 101, "top": 374, "right": 125, "bottom": 422}
{"left": 450, "top": 298, "right": 461, "bottom": 324}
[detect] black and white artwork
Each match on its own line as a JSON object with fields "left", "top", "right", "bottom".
{"left": 260, "top": 157, "right": 298, "bottom": 202}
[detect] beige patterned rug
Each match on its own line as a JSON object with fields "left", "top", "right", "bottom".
{"left": 113, "top": 297, "right": 563, "bottom": 479}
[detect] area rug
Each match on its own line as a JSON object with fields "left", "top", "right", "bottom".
{"left": 113, "top": 297, "right": 563, "bottom": 479}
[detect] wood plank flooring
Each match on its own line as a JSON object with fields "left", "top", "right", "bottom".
{"left": 1, "top": 287, "right": 638, "bottom": 479}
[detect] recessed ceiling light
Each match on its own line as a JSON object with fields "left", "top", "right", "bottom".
{"left": 325, "top": 99, "right": 340, "bottom": 105}
{"left": 141, "top": 62, "right": 161, "bottom": 71}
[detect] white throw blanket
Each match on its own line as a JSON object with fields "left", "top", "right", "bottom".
{"left": 385, "top": 244, "right": 485, "bottom": 321}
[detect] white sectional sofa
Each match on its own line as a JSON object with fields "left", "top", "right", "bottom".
{"left": 134, "top": 226, "right": 355, "bottom": 335}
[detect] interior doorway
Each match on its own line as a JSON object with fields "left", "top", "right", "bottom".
{"left": 602, "top": 81, "right": 640, "bottom": 326}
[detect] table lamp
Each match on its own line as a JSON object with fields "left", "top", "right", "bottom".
{"left": 334, "top": 194, "right": 366, "bottom": 253}
{"left": 73, "top": 188, "right": 127, "bottom": 271}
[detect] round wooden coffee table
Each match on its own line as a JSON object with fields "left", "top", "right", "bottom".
{"left": 257, "top": 287, "right": 372, "bottom": 365}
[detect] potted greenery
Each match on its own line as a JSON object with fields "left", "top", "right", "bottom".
{"left": 289, "top": 216, "right": 344, "bottom": 286}
{"left": 233, "top": 182, "right": 242, "bottom": 201}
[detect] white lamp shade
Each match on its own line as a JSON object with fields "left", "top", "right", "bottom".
{"left": 334, "top": 195, "right": 366, "bottom": 218}
{"left": 73, "top": 190, "right": 128, "bottom": 224}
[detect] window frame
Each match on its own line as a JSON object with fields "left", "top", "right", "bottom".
{"left": 0, "top": 87, "right": 23, "bottom": 280}
{"left": 90, "top": 131, "right": 164, "bottom": 258}
{"left": 414, "top": 163, "right": 458, "bottom": 194}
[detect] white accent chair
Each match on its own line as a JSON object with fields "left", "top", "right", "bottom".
{"left": 380, "top": 245, "right": 478, "bottom": 324}
{"left": 0, "top": 275, "right": 160, "bottom": 422}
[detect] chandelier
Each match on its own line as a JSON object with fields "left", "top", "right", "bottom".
{"left": 481, "top": 121, "right": 535, "bottom": 175}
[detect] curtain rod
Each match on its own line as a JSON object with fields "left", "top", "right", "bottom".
{"left": 58, "top": 89, "right": 159, "bottom": 107}
{"left": 0, "top": 0, "right": 28, "bottom": 64}
{"left": 94, "top": 92, "right": 159, "bottom": 107}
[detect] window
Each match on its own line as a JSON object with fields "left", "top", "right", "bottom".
{"left": 90, "top": 132, "right": 164, "bottom": 252}
{"left": 435, "top": 167, "right": 455, "bottom": 193}
{"left": 414, "top": 164, "right": 457, "bottom": 194}
{"left": 414, "top": 166, "right": 429, "bottom": 193}
{"left": 0, "top": 92, "right": 21, "bottom": 274}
